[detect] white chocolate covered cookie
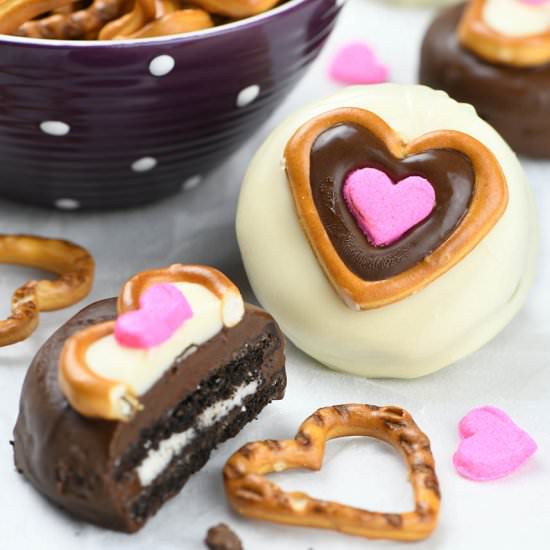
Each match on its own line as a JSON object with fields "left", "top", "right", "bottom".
{"left": 237, "top": 84, "right": 537, "bottom": 378}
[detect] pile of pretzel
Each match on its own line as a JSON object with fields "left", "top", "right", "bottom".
{"left": 0, "top": 0, "right": 281, "bottom": 40}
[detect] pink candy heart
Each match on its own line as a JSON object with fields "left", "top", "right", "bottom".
{"left": 115, "top": 283, "right": 193, "bottom": 349}
{"left": 343, "top": 167, "right": 436, "bottom": 247}
{"left": 453, "top": 406, "right": 537, "bottom": 481}
{"left": 329, "top": 42, "right": 388, "bottom": 85}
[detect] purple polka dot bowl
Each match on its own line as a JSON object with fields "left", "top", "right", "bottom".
{"left": 0, "top": 0, "right": 342, "bottom": 210}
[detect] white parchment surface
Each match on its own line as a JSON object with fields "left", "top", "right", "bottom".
{"left": 1, "top": 1, "right": 548, "bottom": 548}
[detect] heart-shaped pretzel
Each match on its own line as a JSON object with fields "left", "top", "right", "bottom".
{"left": 284, "top": 107, "right": 508, "bottom": 310}
{"left": 224, "top": 404, "right": 440, "bottom": 541}
{"left": 459, "top": 0, "right": 550, "bottom": 67}
{"left": 0, "top": 234, "right": 94, "bottom": 347}
{"left": 59, "top": 264, "right": 244, "bottom": 421}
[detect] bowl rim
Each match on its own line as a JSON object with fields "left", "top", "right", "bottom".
{"left": 0, "top": 0, "right": 335, "bottom": 48}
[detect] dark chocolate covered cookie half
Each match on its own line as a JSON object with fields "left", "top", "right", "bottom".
{"left": 13, "top": 264, "right": 286, "bottom": 532}
{"left": 420, "top": 1, "right": 550, "bottom": 158}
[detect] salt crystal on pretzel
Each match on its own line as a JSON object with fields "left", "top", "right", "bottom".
{"left": 224, "top": 404, "right": 441, "bottom": 541}
{"left": 0, "top": 234, "right": 95, "bottom": 347}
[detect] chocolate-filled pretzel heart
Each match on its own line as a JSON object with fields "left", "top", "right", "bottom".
{"left": 0, "top": 234, "right": 94, "bottom": 346}
{"left": 224, "top": 404, "right": 441, "bottom": 541}
{"left": 459, "top": 0, "right": 550, "bottom": 67}
{"left": 284, "top": 107, "right": 508, "bottom": 310}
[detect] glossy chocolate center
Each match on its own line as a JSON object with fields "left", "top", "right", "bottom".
{"left": 310, "top": 123, "right": 474, "bottom": 281}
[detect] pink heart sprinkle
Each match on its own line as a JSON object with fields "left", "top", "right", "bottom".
{"left": 343, "top": 167, "right": 436, "bottom": 247}
{"left": 115, "top": 283, "right": 193, "bottom": 349}
{"left": 329, "top": 42, "right": 389, "bottom": 85}
{"left": 453, "top": 406, "right": 537, "bottom": 482}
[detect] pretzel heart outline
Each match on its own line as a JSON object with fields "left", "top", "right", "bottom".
{"left": 459, "top": 0, "right": 550, "bottom": 67}
{"left": 453, "top": 406, "right": 537, "bottom": 481}
{"left": 343, "top": 168, "right": 436, "bottom": 247}
{"left": 114, "top": 283, "right": 193, "bottom": 349}
{"left": 59, "top": 264, "right": 243, "bottom": 422}
{"left": 283, "top": 107, "right": 508, "bottom": 310}
{"left": 224, "top": 404, "right": 441, "bottom": 541}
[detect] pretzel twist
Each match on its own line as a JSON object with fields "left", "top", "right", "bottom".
{"left": 16, "top": 0, "right": 128, "bottom": 40}
{"left": 191, "top": 0, "right": 280, "bottom": 18}
{"left": 0, "top": 235, "right": 95, "bottom": 347}
{"left": 98, "top": 0, "right": 155, "bottom": 39}
{"left": 3, "top": 0, "right": 282, "bottom": 39}
{"left": 0, "top": 0, "right": 77, "bottom": 35}
{"left": 130, "top": 7, "right": 213, "bottom": 39}
{"left": 224, "top": 404, "right": 440, "bottom": 541}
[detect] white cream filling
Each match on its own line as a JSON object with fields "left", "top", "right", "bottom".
{"left": 85, "top": 283, "right": 225, "bottom": 396}
{"left": 483, "top": 0, "right": 550, "bottom": 37}
{"left": 135, "top": 380, "right": 259, "bottom": 486}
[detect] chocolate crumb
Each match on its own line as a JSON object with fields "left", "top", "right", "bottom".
{"left": 205, "top": 523, "right": 243, "bottom": 550}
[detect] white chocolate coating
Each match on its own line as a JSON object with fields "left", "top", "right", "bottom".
{"left": 483, "top": 0, "right": 550, "bottom": 37}
{"left": 86, "top": 282, "right": 236, "bottom": 395}
{"left": 237, "top": 85, "right": 537, "bottom": 378}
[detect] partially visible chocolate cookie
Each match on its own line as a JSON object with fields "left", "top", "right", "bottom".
{"left": 420, "top": 3, "right": 550, "bottom": 158}
{"left": 13, "top": 265, "right": 286, "bottom": 532}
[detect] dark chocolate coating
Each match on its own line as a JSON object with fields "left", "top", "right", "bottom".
{"left": 310, "top": 123, "right": 474, "bottom": 281}
{"left": 13, "top": 299, "right": 286, "bottom": 532}
{"left": 419, "top": 3, "right": 550, "bottom": 158}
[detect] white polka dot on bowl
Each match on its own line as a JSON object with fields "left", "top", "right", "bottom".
{"left": 40, "top": 121, "right": 70, "bottom": 137}
{"left": 236, "top": 85, "right": 260, "bottom": 108}
{"left": 149, "top": 55, "right": 175, "bottom": 77}
{"left": 182, "top": 175, "right": 202, "bottom": 191}
{"left": 131, "top": 157, "right": 157, "bottom": 173}
{"left": 54, "top": 198, "right": 80, "bottom": 210}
